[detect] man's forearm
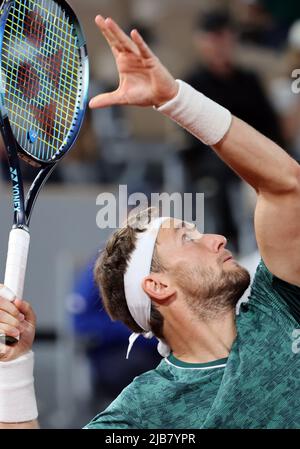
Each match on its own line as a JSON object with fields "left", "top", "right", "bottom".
{"left": 213, "top": 116, "right": 300, "bottom": 194}
{"left": 158, "top": 80, "right": 300, "bottom": 194}
{"left": 0, "top": 420, "right": 39, "bottom": 429}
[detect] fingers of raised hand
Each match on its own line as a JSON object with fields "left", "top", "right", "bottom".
{"left": 89, "top": 91, "right": 123, "bottom": 109}
{"left": 131, "top": 29, "right": 154, "bottom": 59}
{"left": 95, "top": 15, "right": 122, "bottom": 53}
{"left": 95, "top": 15, "right": 139, "bottom": 55}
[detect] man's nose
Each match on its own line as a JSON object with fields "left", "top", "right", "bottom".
{"left": 203, "top": 234, "right": 227, "bottom": 253}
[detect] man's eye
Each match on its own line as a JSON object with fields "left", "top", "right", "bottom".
{"left": 182, "top": 233, "right": 192, "bottom": 242}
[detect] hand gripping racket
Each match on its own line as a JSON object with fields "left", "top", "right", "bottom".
{"left": 0, "top": 0, "right": 89, "bottom": 344}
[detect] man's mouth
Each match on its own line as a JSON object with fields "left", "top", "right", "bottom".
{"left": 223, "top": 252, "right": 233, "bottom": 263}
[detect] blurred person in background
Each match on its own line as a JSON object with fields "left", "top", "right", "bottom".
{"left": 182, "top": 9, "right": 285, "bottom": 254}
{"left": 237, "top": 0, "right": 300, "bottom": 49}
{"left": 270, "top": 19, "right": 300, "bottom": 163}
{"left": 70, "top": 255, "right": 160, "bottom": 409}
{"left": 259, "top": 0, "right": 300, "bottom": 48}
{"left": 236, "top": 0, "right": 273, "bottom": 48}
{"left": 58, "top": 108, "right": 100, "bottom": 184}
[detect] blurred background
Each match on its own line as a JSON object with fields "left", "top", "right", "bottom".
{"left": 1, "top": 0, "right": 300, "bottom": 428}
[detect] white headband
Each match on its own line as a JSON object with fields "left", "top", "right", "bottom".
{"left": 124, "top": 217, "right": 171, "bottom": 359}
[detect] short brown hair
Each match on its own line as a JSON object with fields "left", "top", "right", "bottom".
{"left": 94, "top": 209, "right": 165, "bottom": 339}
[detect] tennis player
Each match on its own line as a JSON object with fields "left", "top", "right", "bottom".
{"left": 0, "top": 16, "right": 300, "bottom": 429}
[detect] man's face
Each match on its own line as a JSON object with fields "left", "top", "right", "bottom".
{"left": 155, "top": 219, "right": 250, "bottom": 319}
{"left": 194, "top": 29, "right": 236, "bottom": 74}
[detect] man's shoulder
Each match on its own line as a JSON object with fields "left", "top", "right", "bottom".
{"left": 84, "top": 362, "right": 169, "bottom": 429}
{"left": 250, "top": 258, "right": 282, "bottom": 302}
{"left": 251, "top": 258, "right": 298, "bottom": 296}
{"left": 248, "top": 259, "right": 300, "bottom": 326}
{"left": 130, "top": 359, "right": 169, "bottom": 388}
{"left": 106, "top": 360, "right": 167, "bottom": 402}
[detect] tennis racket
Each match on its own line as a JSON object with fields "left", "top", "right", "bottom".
{"left": 0, "top": 0, "right": 89, "bottom": 344}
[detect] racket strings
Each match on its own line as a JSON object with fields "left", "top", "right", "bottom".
{"left": 1, "top": 39, "right": 77, "bottom": 111}
{"left": 19, "top": 0, "right": 79, "bottom": 51}
{"left": 30, "top": 102, "right": 58, "bottom": 138}
{"left": 2, "top": 60, "right": 75, "bottom": 146}
{"left": 3, "top": 4, "right": 76, "bottom": 150}
{"left": 4, "top": 16, "right": 79, "bottom": 88}
{"left": 6, "top": 88, "right": 66, "bottom": 143}
{"left": 2, "top": 0, "right": 81, "bottom": 161}
{"left": 3, "top": 7, "right": 78, "bottom": 101}
{"left": 23, "top": 10, "right": 46, "bottom": 47}
{"left": 39, "top": 49, "right": 63, "bottom": 90}
{"left": 2, "top": 55, "right": 77, "bottom": 116}
{"left": 18, "top": 62, "right": 40, "bottom": 99}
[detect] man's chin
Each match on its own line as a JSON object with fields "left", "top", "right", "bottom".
{"left": 223, "top": 258, "right": 240, "bottom": 269}
{"left": 222, "top": 262, "right": 251, "bottom": 294}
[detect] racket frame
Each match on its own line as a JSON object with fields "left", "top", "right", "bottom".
{"left": 0, "top": 0, "right": 89, "bottom": 227}
{"left": 0, "top": 0, "right": 89, "bottom": 168}
{"left": 0, "top": 0, "right": 89, "bottom": 344}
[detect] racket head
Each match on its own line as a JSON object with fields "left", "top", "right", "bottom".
{"left": 0, "top": 0, "right": 89, "bottom": 166}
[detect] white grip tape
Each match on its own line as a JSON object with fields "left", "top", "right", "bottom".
{"left": 4, "top": 229, "right": 30, "bottom": 300}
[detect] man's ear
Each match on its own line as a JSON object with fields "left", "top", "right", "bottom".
{"left": 142, "top": 273, "right": 176, "bottom": 302}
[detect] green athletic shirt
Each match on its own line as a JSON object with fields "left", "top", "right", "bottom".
{"left": 85, "top": 260, "right": 300, "bottom": 429}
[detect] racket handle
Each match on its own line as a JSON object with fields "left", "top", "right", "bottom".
{"left": 4, "top": 228, "right": 30, "bottom": 300}
{"left": 1, "top": 229, "right": 30, "bottom": 345}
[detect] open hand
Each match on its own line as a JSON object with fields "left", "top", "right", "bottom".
{"left": 89, "top": 16, "right": 179, "bottom": 109}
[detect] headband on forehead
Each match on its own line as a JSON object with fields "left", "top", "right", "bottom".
{"left": 124, "top": 217, "right": 171, "bottom": 359}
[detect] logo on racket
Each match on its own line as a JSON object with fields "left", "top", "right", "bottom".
{"left": 9, "top": 168, "right": 21, "bottom": 213}
{"left": 28, "top": 130, "right": 38, "bottom": 143}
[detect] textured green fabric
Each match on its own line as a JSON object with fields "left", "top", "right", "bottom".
{"left": 85, "top": 356, "right": 226, "bottom": 429}
{"left": 203, "top": 260, "right": 300, "bottom": 429}
{"left": 85, "top": 260, "right": 300, "bottom": 429}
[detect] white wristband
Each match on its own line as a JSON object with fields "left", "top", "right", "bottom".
{"left": 156, "top": 79, "right": 232, "bottom": 146}
{"left": 0, "top": 351, "right": 38, "bottom": 423}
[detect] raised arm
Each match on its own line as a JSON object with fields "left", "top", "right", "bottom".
{"left": 213, "top": 118, "right": 300, "bottom": 286}
{"left": 90, "top": 16, "right": 300, "bottom": 286}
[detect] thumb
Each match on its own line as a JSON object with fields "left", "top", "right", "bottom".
{"left": 89, "top": 90, "right": 124, "bottom": 109}
{"left": 14, "top": 299, "right": 36, "bottom": 327}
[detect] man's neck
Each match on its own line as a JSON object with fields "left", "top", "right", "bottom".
{"left": 166, "top": 308, "right": 237, "bottom": 364}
